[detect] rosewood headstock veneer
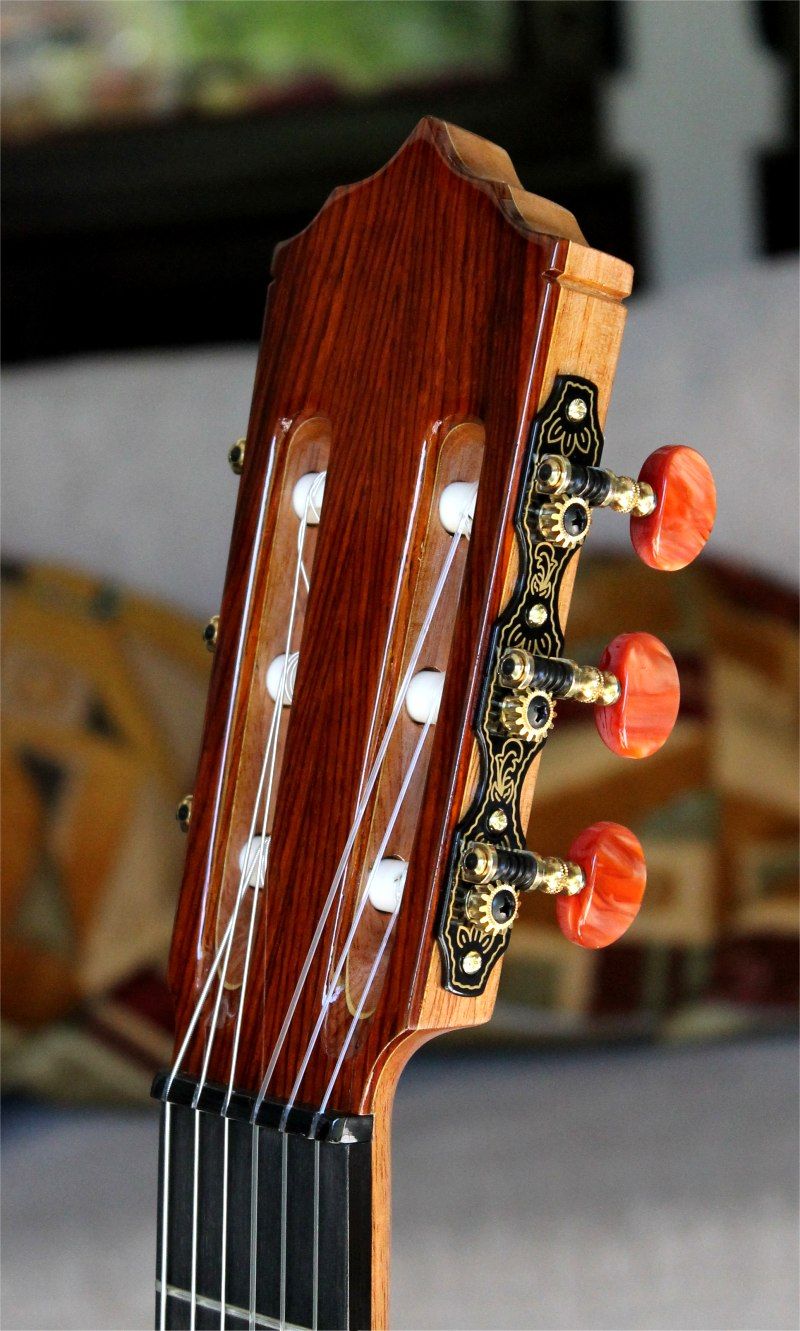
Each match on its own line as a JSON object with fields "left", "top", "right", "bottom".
{"left": 155, "top": 118, "right": 716, "bottom": 1331}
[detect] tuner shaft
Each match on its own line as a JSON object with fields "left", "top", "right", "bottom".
{"left": 536, "top": 454, "right": 656, "bottom": 517}
{"left": 498, "top": 648, "right": 620, "bottom": 705}
{"left": 461, "top": 841, "right": 584, "bottom": 896}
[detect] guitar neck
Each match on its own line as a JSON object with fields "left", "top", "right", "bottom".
{"left": 157, "top": 1077, "right": 382, "bottom": 1330}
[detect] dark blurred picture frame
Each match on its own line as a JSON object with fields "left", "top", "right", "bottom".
{"left": 2, "top": 0, "right": 796, "bottom": 365}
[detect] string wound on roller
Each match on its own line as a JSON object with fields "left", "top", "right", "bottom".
{"left": 292, "top": 470, "right": 326, "bottom": 523}
{"left": 535, "top": 442, "right": 717, "bottom": 570}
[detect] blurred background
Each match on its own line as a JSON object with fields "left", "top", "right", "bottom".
{"left": 1, "top": 2, "right": 798, "bottom": 1328}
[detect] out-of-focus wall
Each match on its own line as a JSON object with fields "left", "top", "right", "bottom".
{"left": 1, "top": 1, "right": 797, "bottom": 1097}
{"left": 2, "top": 1, "right": 797, "bottom": 361}
{"left": 607, "top": 0, "right": 792, "bottom": 286}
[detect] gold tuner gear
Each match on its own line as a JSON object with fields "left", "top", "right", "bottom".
{"left": 176, "top": 795, "right": 193, "bottom": 831}
{"left": 464, "top": 883, "right": 519, "bottom": 936}
{"left": 536, "top": 494, "right": 591, "bottom": 549}
{"left": 203, "top": 615, "right": 220, "bottom": 651}
{"left": 491, "top": 689, "right": 554, "bottom": 742}
{"left": 228, "top": 438, "right": 246, "bottom": 475}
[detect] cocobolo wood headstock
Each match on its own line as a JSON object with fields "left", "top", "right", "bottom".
{"left": 164, "top": 118, "right": 714, "bottom": 1133}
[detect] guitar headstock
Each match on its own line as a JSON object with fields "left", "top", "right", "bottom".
{"left": 162, "top": 118, "right": 715, "bottom": 1130}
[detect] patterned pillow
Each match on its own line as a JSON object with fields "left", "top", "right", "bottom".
{"left": 1, "top": 561, "right": 208, "bottom": 1100}
{"left": 1, "top": 556, "right": 796, "bottom": 1102}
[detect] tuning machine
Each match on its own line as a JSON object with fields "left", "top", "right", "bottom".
{"left": 228, "top": 438, "right": 246, "bottom": 475}
{"left": 176, "top": 795, "right": 193, "bottom": 831}
{"left": 535, "top": 444, "right": 716, "bottom": 570}
{"left": 498, "top": 631, "right": 680, "bottom": 759}
{"left": 203, "top": 615, "right": 220, "bottom": 652}
{"left": 460, "top": 821, "right": 646, "bottom": 949}
{"left": 438, "top": 377, "right": 707, "bottom": 996}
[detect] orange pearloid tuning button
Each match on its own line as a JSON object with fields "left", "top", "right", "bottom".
{"left": 556, "top": 822, "right": 646, "bottom": 949}
{"left": 630, "top": 445, "right": 716, "bottom": 571}
{"left": 594, "top": 631, "right": 680, "bottom": 759}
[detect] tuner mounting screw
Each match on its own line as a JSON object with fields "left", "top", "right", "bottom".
{"left": 527, "top": 603, "right": 548, "bottom": 628}
{"left": 203, "top": 615, "right": 219, "bottom": 651}
{"left": 488, "top": 808, "right": 508, "bottom": 834}
{"left": 228, "top": 438, "right": 246, "bottom": 474}
{"left": 536, "top": 495, "right": 591, "bottom": 550}
{"left": 462, "top": 950, "right": 483, "bottom": 976}
{"left": 176, "top": 795, "right": 193, "bottom": 831}
{"left": 464, "top": 884, "right": 519, "bottom": 936}
{"left": 566, "top": 397, "right": 588, "bottom": 423}
{"left": 491, "top": 689, "right": 554, "bottom": 743}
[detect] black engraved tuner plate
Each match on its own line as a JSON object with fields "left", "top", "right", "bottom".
{"left": 437, "top": 376, "right": 606, "bottom": 996}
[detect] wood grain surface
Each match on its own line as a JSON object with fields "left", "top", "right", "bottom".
{"left": 164, "top": 118, "right": 633, "bottom": 1327}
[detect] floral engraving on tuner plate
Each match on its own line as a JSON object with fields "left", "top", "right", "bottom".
{"left": 438, "top": 375, "right": 605, "bottom": 996}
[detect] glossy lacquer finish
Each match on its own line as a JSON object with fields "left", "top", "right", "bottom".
{"left": 595, "top": 631, "right": 680, "bottom": 759}
{"left": 631, "top": 444, "right": 716, "bottom": 571}
{"left": 556, "top": 821, "right": 646, "bottom": 949}
{"left": 170, "top": 121, "right": 570, "bottom": 1115}
{"left": 166, "top": 118, "right": 633, "bottom": 1145}
{"left": 163, "top": 119, "right": 636, "bottom": 1329}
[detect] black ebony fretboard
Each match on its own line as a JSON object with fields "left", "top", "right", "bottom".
{"left": 154, "top": 1075, "right": 373, "bottom": 1331}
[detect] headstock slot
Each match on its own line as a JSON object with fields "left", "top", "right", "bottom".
{"left": 214, "top": 415, "right": 330, "bottom": 993}
{"left": 313, "top": 421, "right": 486, "bottom": 1057}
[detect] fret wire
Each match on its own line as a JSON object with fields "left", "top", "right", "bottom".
{"left": 221, "top": 1116, "right": 229, "bottom": 1331}
{"left": 344, "top": 1150, "right": 350, "bottom": 1331}
{"left": 249, "top": 1124, "right": 259, "bottom": 1331}
{"left": 190, "top": 1111, "right": 200, "bottom": 1330}
{"left": 312, "top": 1142, "right": 319, "bottom": 1331}
{"left": 279, "top": 1133, "right": 288, "bottom": 1330}
{"left": 155, "top": 1281, "right": 309, "bottom": 1331}
{"left": 159, "top": 1103, "right": 171, "bottom": 1331}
